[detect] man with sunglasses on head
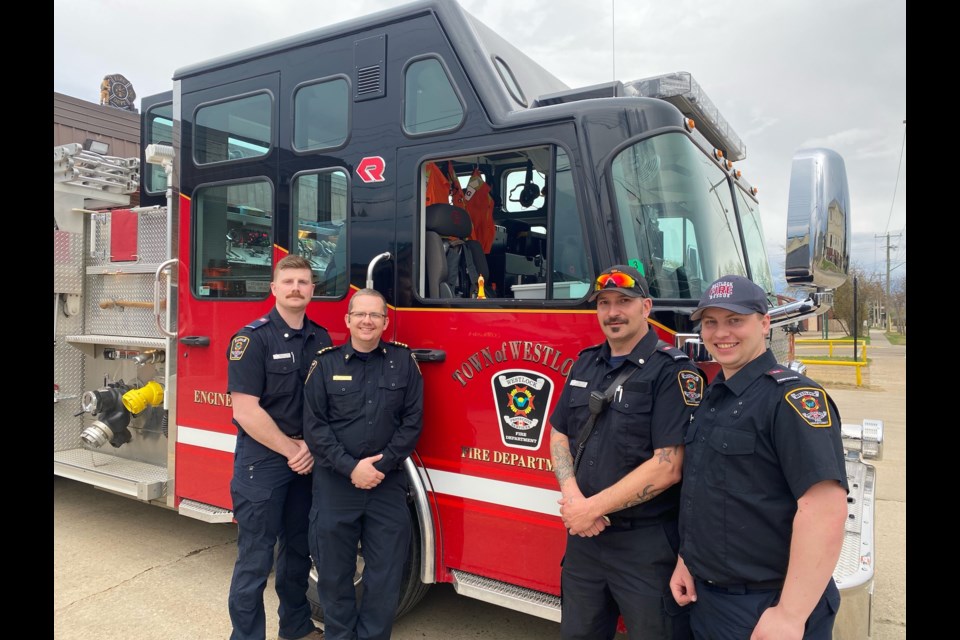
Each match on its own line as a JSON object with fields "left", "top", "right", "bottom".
{"left": 669, "top": 275, "right": 848, "bottom": 640}
{"left": 303, "top": 288, "right": 424, "bottom": 640}
{"left": 550, "top": 265, "right": 704, "bottom": 640}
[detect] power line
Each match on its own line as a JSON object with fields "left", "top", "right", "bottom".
{"left": 884, "top": 120, "right": 906, "bottom": 234}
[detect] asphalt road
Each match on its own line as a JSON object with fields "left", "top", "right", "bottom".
{"left": 55, "top": 328, "right": 905, "bottom": 640}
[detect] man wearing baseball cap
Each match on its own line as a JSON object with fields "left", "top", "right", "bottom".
{"left": 669, "top": 275, "right": 849, "bottom": 639}
{"left": 550, "top": 265, "right": 704, "bottom": 639}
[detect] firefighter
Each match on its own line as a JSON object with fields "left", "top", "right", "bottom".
{"left": 669, "top": 275, "right": 849, "bottom": 640}
{"left": 226, "top": 255, "right": 330, "bottom": 640}
{"left": 549, "top": 265, "right": 703, "bottom": 640}
{"left": 303, "top": 288, "right": 424, "bottom": 640}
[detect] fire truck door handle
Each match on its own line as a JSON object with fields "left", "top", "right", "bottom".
{"left": 411, "top": 349, "right": 445, "bottom": 362}
{"left": 179, "top": 336, "right": 211, "bottom": 347}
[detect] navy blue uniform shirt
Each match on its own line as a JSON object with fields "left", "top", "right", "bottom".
{"left": 303, "top": 340, "right": 424, "bottom": 476}
{"left": 226, "top": 307, "right": 331, "bottom": 437}
{"left": 550, "top": 329, "right": 704, "bottom": 521}
{"left": 679, "top": 349, "right": 849, "bottom": 585}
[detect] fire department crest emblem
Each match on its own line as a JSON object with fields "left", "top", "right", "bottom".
{"left": 491, "top": 369, "right": 554, "bottom": 450}
{"left": 229, "top": 335, "right": 250, "bottom": 361}
{"left": 785, "top": 387, "right": 833, "bottom": 427}
{"left": 677, "top": 371, "right": 703, "bottom": 406}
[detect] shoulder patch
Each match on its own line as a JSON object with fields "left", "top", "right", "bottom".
{"left": 578, "top": 343, "right": 603, "bottom": 356}
{"left": 229, "top": 335, "right": 251, "bottom": 361}
{"left": 677, "top": 370, "right": 704, "bottom": 406}
{"left": 765, "top": 367, "right": 801, "bottom": 384}
{"left": 316, "top": 345, "right": 340, "bottom": 357}
{"left": 658, "top": 343, "right": 689, "bottom": 361}
{"left": 784, "top": 387, "right": 833, "bottom": 427}
{"left": 244, "top": 316, "right": 270, "bottom": 331}
{"left": 391, "top": 341, "right": 411, "bottom": 349}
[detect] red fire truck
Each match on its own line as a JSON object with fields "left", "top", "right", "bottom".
{"left": 53, "top": 0, "right": 881, "bottom": 636}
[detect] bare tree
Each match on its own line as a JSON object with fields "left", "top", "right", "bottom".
{"left": 831, "top": 265, "right": 883, "bottom": 336}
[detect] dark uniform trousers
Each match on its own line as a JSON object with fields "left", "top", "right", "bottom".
{"left": 689, "top": 578, "right": 840, "bottom": 640}
{"left": 560, "top": 517, "right": 689, "bottom": 640}
{"left": 309, "top": 465, "right": 411, "bottom": 640}
{"left": 229, "top": 433, "right": 315, "bottom": 640}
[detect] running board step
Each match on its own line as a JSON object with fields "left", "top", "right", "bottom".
{"left": 451, "top": 569, "right": 560, "bottom": 622}
{"left": 179, "top": 499, "right": 234, "bottom": 523}
{"left": 54, "top": 448, "right": 167, "bottom": 501}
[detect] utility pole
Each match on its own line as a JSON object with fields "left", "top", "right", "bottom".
{"left": 876, "top": 232, "right": 901, "bottom": 332}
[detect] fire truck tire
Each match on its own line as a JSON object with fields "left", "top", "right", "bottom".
{"left": 306, "top": 505, "right": 430, "bottom": 622}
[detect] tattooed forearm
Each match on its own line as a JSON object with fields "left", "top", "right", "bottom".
{"left": 551, "top": 441, "right": 575, "bottom": 485}
{"left": 622, "top": 484, "right": 664, "bottom": 509}
{"left": 657, "top": 446, "right": 679, "bottom": 464}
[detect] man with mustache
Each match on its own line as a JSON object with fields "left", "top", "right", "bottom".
{"left": 226, "top": 255, "right": 331, "bottom": 640}
{"left": 549, "top": 265, "right": 704, "bottom": 639}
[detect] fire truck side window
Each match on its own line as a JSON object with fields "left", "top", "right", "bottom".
{"left": 292, "top": 169, "right": 349, "bottom": 297}
{"left": 193, "top": 179, "right": 274, "bottom": 299}
{"left": 194, "top": 92, "right": 272, "bottom": 165}
{"left": 143, "top": 102, "right": 172, "bottom": 195}
{"left": 293, "top": 77, "right": 349, "bottom": 152}
{"left": 418, "top": 146, "right": 590, "bottom": 301}
{"left": 403, "top": 57, "right": 464, "bottom": 135}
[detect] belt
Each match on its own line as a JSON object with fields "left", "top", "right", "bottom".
{"left": 606, "top": 512, "right": 675, "bottom": 529}
{"left": 698, "top": 578, "right": 784, "bottom": 594}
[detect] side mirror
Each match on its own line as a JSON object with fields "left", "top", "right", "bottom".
{"left": 784, "top": 148, "right": 851, "bottom": 290}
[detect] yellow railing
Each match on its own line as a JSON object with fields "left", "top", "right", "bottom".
{"left": 795, "top": 338, "right": 868, "bottom": 359}
{"left": 797, "top": 359, "right": 868, "bottom": 386}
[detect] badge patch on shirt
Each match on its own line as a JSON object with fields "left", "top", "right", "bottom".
{"left": 229, "top": 336, "right": 250, "bottom": 361}
{"left": 785, "top": 387, "right": 833, "bottom": 427}
{"left": 332, "top": 375, "right": 352, "bottom": 381}
{"left": 677, "top": 371, "right": 703, "bottom": 406}
{"left": 306, "top": 360, "right": 318, "bottom": 383}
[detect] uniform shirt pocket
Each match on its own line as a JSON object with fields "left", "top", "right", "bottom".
{"left": 564, "top": 388, "right": 592, "bottom": 440}
{"left": 706, "top": 427, "right": 756, "bottom": 493}
{"left": 324, "top": 378, "right": 363, "bottom": 421}
{"left": 378, "top": 375, "right": 408, "bottom": 412}
{"left": 265, "top": 358, "right": 299, "bottom": 397}
{"left": 610, "top": 387, "right": 654, "bottom": 466}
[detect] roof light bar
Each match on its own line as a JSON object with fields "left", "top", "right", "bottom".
{"left": 623, "top": 71, "right": 746, "bottom": 161}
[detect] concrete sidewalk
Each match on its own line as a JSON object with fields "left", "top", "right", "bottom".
{"left": 805, "top": 329, "right": 906, "bottom": 639}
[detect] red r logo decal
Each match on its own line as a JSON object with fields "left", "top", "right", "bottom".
{"left": 356, "top": 156, "right": 386, "bottom": 183}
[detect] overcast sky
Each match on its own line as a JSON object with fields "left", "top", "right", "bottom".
{"left": 54, "top": 0, "right": 906, "bottom": 289}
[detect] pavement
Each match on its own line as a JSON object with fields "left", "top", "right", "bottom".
{"left": 800, "top": 329, "right": 906, "bottom": 639}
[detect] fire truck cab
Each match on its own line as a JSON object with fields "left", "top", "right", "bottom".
{"left": 53, "top": 0, "right": 880, "bottom": 636}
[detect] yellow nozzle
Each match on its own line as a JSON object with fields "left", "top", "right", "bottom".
{"left": 122, "top": 381, "right": 164, "bottom": 415}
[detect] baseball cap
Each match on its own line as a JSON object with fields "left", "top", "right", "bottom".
{"left": 588, "top": 265, "right": 650, "bottom": 302}
{"left": 690, "top": 274, "right": 769, "bottom": 321}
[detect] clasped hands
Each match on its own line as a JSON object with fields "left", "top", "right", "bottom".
{"left": 558, "top": 494, "right": 608, "bottom": 537}
{"left": 350, "top": 453, "right": 385, "bottom": 490}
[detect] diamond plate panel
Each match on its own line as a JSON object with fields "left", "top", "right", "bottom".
{"left": 54, "top": 230, "right": 84, "bottom": 294}
{"left": 86, "top": 273, "right": 164, "bottom": 337}
{"left": 770, "top": 330, "right": 790, "bottom": 365}
{"left": 53, "top": 339, "right": 84, "bottom": 452}
{"left": 137, "top": 207, "right": 169, "bottom": 264}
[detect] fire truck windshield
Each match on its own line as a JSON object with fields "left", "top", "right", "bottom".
{"left": 611, "top": 132, "right": 748, "bottom": 300}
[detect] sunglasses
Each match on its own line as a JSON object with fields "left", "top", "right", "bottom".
{"left": 594, "top": 271, "right": 645, "bottom": 294}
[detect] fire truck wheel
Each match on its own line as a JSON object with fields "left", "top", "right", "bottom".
{"left": 307, "top": 505, "right": 430, "bottom": 622}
